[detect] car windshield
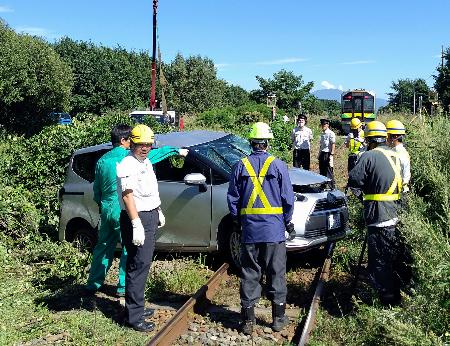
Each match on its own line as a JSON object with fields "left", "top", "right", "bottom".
{"left": 192, "top": 134, "right": 251, "bottom": 175}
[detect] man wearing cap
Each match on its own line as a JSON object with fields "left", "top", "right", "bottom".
{"left": 227, "top": 122, "right": 295, "bottom": 335}
{"left": 291, "top": 114, "right": 313, "bottom": 170}
{"left": 318, "top": 118, "right": 336, "bottom": 188}
{"left": 116, "top": 124, "right": 166, "bottom": 332}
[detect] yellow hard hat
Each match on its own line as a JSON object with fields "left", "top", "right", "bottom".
{"left": 130, "top": 124, "right": 154, "bottom": 144}
{"left": 365, "top": 121, "right": 387, "bottom": 138}
{"left": 386, "top": 120, "right": 406, "bottom": 135}
{"left": 350, "top": 117, "right": 362, "bottom": 129}
{"left": 248, "top": 122, "right": 274, "bottom": 140}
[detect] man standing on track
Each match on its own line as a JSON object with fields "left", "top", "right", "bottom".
{"left": 318, "top": 118, "right": 336, "bottom": 188}
{"left": 291, "top": 113, "right": 313, "bottom": 170}
{"left": 227, "top": 122, "right": 295, "bottom": 335}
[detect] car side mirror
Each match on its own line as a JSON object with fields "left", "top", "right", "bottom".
{"left": 184, "top": 173, "right": 208, "bottom": 192}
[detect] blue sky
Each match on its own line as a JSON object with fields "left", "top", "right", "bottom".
{"left": 1, "top": 1, "right": 449, "bottom": 99}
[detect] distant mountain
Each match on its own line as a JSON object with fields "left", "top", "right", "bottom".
{"left": 312, "top": 89, "right": 388, "bottom": 111}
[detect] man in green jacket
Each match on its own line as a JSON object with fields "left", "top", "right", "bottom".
{"left": 86, "top": 124, "right": 186, "bottom": 296}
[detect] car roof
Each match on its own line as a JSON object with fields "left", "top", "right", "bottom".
{"left": 154, "top": 130, "right": 228, "bottom": 148}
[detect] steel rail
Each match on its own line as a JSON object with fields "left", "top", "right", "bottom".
{"left": 298, "top": 242, "right": 335, "bottom": 346}
{"left": 147, "top": 262, "right": 229, "bottom": 346}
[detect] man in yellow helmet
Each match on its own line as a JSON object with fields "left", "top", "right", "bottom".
{"left": 348, "top": 121, "right": 409, "bottom": 305}
{"left": 227, "top": 122, "right": 295, "bottom": 334}
{"left": 386, "top": 120, "right": 411, "bottom": 193}
{"left": 116, "top": 124, "right": 168, "bottom": 332}
{"left": 345, "top": 117, "right": 366, "bottom": 173}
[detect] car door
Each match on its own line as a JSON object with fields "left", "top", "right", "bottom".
{"left": 154, "top": 155, "right": 212, "bottom": 249}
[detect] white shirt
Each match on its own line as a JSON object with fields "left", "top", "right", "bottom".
{"left": 393, "top": 143, "right": 411, "bottom": 192}
{"left": 116, "top": 154, "right": 161, "bottom": 212}
{"left": 319, "top": 128, "right": 336, "bottom": 152}
{"left": 291, "top": 126, "right": 313, "bottom": 150}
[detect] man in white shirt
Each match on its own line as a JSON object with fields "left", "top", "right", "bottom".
{"left": 291, "top": 114, "right": 313, "bottom": 170}
{"left": 318, "top": 118, "right": 336, "bottom": 188}
{"left": 116, "top": 124, "right": 165, "bottom": 332}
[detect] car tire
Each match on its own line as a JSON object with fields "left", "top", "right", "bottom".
{"left": 228, "top": 228, "right": 242, "bottom": 269}
{"left": 73, "top": 228, "right": 97, "bottom": 253}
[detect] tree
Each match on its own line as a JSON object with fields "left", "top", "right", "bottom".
{"left": 387, "top": 78, "right": 431, "bottom": 113}
{"left": 249, "top": 70, "right": 314, "bottom": 113}
{"left": 0, "top": 21, "right": 73, "bottom": 135}
{"left": 163, "top": 54, "right": 226, "bottom": 114}
{"left": 54, "top": 38, "right": 152, "bottom": 115}
{"left": 434, "top": 47, "right": 450, "bottom": 112}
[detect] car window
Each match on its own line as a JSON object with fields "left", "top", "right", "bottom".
{"left": 154, "top": 156, "right": 211, "bottom": 183}
{"left": 72, "top": 149, "right": 109, "bottom": 182}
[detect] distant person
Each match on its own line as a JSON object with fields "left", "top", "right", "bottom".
{"left": 291, "top": 114, "right": 313, "bottom": 170}
{"left": 318, "top": 118, "right": 336, "bottom": 188}
{"left": 227, "top": 122, "right": 295, "bottom": 335}
{"left": 345, "top": 118, "right": 366, "bottom": 173}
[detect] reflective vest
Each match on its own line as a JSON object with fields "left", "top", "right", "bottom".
{"left": 240, "top": 156, "right": 283, "bottom": 215}
{"left": 363, "top": 148, "right": 402, "bottom": 201}
{"left": 349, "top": 132, "right": 364, "bottom": 155}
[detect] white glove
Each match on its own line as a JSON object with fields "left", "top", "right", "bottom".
{"left": 131, "top": 218, "right": 145, "bottom": 246}
{"left": 179, "top": 148, "right": 189, "bottom": 157}
{"left": 348, "top": 133, "right": 354, "bottom": 139}
{"left": 158, "top": 208, "right": 165, "bottom": 228}
{"left": 329, "top": 155, "right": 334, "bottom": 168}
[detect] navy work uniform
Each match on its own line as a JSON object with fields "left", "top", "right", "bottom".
{"left": 227, "top": 150, "right": 295, "bottom": 314}
{"left": 348, "top": 145, "right": 411, "bottom": 304}
{"left": 116, "top": 153, "right": 160, "bottom": 327}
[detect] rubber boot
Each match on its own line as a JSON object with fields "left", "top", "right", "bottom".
{"left": 272, "top": 302, "right": 289, "bottom": 332}
{"left": 240, "top": 306, "right": 255, "bottom": 335}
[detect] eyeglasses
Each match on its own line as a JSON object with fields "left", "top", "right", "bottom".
{"left": 137, "top": 143, "right": 153, "bottom": 148}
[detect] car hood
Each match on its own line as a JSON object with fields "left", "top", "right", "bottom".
{"left": 288, "top": 167, "right": 330, "bottom": 186}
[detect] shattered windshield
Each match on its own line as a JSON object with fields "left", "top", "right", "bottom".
{"left": 192, "top": 134, "right": 251, "bottom": 175}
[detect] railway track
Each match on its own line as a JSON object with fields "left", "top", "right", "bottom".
{"left": 146, "top": 242, "right": 335, "bottom": 345}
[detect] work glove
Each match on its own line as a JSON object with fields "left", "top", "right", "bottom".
{"left": 285, "top": 222, "right": 296, "bottom": 241}
{"left": 329, "top": 155, "right": 334, "bottom": 168}
{"left": 348, "top": 133, "right": 354, "bottom": 139}
{"left": 131, "top": 218, "right": 145, "bottom": 246}
{"left": 356, "top": 137, "right": 365, "bottom": 143}
{"left": 158, "top": 208, "right": 165, "bottom": 228}
{"left": 179, "top": 148, "right": 189, "bottom": 157}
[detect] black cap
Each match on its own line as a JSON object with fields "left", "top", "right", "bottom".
{"left": 297, "top": 114, "right": 307, "bottom": 121}
{"left": 320, "top": 118, "right": 330, "bottom": 124}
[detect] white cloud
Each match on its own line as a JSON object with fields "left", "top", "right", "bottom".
{"left": 0, "top": 5, "right": 13, "bottom": 12}
{"left": 15, "top": 26, "right": 61, "bottom": 40}
{"left": 340, "top": 60, "right": 375, "bottom": 65}
{"left": 338, "top": 85, "right": 344, "bottom": 91}
{"left": 321, "top": 81, "right": 335, "bottom": 89}
{"left": 214, "top": 63, "right": 230, "bottom": 69}
{"left": 256, "top": 57, "right": 308, "bottom": 65}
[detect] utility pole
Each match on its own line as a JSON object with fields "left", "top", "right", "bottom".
{"left": 413, "top": 88, "right": 416, "bottom": 115}
{"left": 150, "top": 0, "right": 158, "bottom": 110}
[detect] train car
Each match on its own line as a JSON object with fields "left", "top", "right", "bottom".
{"left": 341, "top": 89, "right": 376, "bottom": 134}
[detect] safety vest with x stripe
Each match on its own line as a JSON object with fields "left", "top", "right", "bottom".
{"left": 363, "top": 147, "right": 403, "bottom": 202}
{"left": 240, "top": 156, "right": 284, "bottom": 215}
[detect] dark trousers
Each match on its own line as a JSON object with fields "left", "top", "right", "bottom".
{"left": 120, "top": 209, "right": 158, "bottom": 326}
{"left": 347, "top": 154, "right": 358, "bottom": 173}
{"left": 319, "top": 151, "right": 335, "bottom": 188}
{"left": 367, "top": 225, "right": 412, "bottom": 303}
{"left": 240, "top": 242, "right": 287, "bottom": 308}
{"left": 293, "top": 149, "right": 310, "bottom": 170}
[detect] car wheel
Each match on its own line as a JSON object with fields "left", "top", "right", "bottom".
{"left": 228, "top": 229, "right": 242, "bottom": 269}
{"left": 73, "top": 228, "right": 97, "bottom": 253}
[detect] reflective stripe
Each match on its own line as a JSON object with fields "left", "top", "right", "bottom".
{"left": 363, "top": 148, "right": 402, "bottom": 202}
{"left": 363, "top": 194, "right": 400, "bottom": 201}
{"left": 240, "top": 156, "right": 283, "bottom": 215}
